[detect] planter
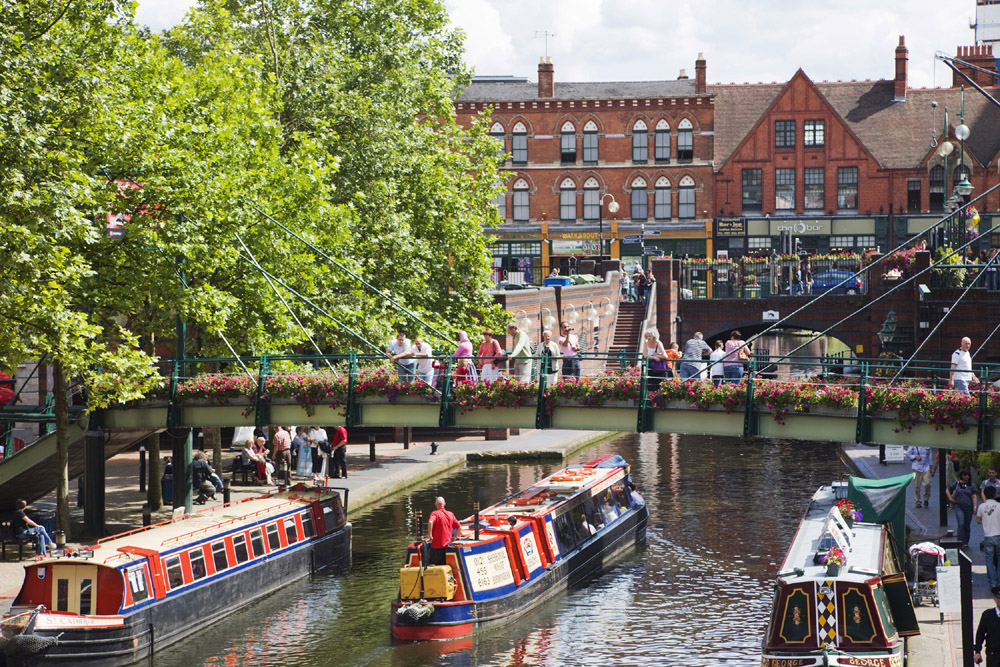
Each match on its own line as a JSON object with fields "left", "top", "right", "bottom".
{"left": 181, "top": 404, "right": 255, "bottom": 427}
{"left": 870, "top": 418, "right": 979, "bottom": 450}
{"left": 360, "top": 403, "right": 441, "bottom": 427}
{"left": 551, "top": 399, "right": 636, "bottom": 409}
{"left": 454, "top": 406, "right": 537, "bottom": 429}
{"left": 757, "top": 413, "right": 857, "bottom": 443}
{"left": 356, "top": 395, "right": 438, "bottom": 405}
{"left": 826, "top": 563, "right": 842, "bottom": 578}
{"left": 651, "top": 408, "right": 744, "bottom": 437}
{"left": 269, "top": 403, "right": 346, "bottom": 426}
{"left": 808, "top": 405, "right": 859, "bottom": 418}
{"left": 105, "top": 406, "right": 169, "bottom": 430}
{"left": 550, "top": 406, "right": 636, "bottom": 431}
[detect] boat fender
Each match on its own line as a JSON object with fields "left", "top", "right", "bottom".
{"left": 397, "top": 602, "right": 435, "bottom": 623}
{"left": 4, "top": 633, "right": 56, "bottom": 658}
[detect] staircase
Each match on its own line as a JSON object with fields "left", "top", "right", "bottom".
{"left": 606, "top": 301, "right": 647, "bottom": 372}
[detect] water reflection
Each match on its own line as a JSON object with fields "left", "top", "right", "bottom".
{"left": 155, "top": 434, "right": 846, "bottom": 667}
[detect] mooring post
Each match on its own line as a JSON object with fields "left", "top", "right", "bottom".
{"left": 139, "top": 444, "right": 146, "bottom": 493}
{"left": 369, "top": 434, "right": 376, "bottom": 462}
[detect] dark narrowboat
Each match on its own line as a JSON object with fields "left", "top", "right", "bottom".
{"left": 391, "top": 454, "right": 648, "bottom": 641}
{"left": 0, "top": 484, "right": 351, "bottom": 666}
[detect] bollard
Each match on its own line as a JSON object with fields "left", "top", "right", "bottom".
{"left": 142, "top": 503, "right": 152, "bottom": 527}
{"left": 473, "top": 501, "right": 480, "bottom": 541}
{"left": 403, "top": 426, "right": 411, "bottom": 450}
{"left": 139, "top": 445, "right": 146, "bottom": 493}
{"left": 430, "top": 441, "right": 438, "bottom": 455}
{"left": 369, "top": 434, "right": 376, "bottom": 462}
{"left": 54, "top": 530, "right": 66, "bottom": 550}
{"left": 280, "top": 459, "right": 290, "bottom": 487}
{"left": 223, "top": 478, "right": 231, "bottom": 505}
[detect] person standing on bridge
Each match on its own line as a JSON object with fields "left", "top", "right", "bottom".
{"left": 679, "top": 332, "right": 711, "bottom": 381}
{"left": 558, "top": 324, "right": 581, "bottom": 379}
{"left": 906, "top": 446, "right": 935, "bottom": 508}
{"left": 507, "top": 322, "right": 533, "bottom": 382}
{"left": 722, "top": 330, "right": 748, "bottom": 383}
{"left": 949, "top": 336, "right": 979, "bottom": 394}
{"left": 477, "top": 329, "right": 504, "bottom": 384}
{"left": 388, "top": 332, "right": 416, "bottom": 383}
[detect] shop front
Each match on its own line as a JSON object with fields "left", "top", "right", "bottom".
{"left": 713, "top": 216, "right": 882, "bottom": 257}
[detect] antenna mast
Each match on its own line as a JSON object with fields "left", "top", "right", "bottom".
{"left": 534, "top": 30, "right": 556, "bottom": 59}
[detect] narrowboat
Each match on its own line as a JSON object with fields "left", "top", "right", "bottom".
{"left": 0, "top": 484, "right": 351, "bottom": 666}
{"left": 391, "top": 454, "right": 648, "bottom": 641}
{"left": 761, "top": 480, "right": 919, "bottom": 667}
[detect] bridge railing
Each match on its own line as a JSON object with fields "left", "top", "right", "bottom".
{"left": 680, "top": 257, "right": 872, "bottom": 299}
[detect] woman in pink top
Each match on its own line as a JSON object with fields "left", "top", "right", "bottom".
{"left": 477, "top": 329, "right": 504, "bottom": 383}
{"left": 453, "top": 331, "right": 477, "bottom": 383}
{"left": 722, "top": 330, "right": 748, "bottom": 383}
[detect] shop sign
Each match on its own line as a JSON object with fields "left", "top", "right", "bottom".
{"left": 551, "top": 239, "right": 602, "bottom": 255}
{"left": 768, "top": 219, "right": 832, "bottom": 236}
{"left": 549, "top": 231, "right": 600, "bottom": 240}
{"left": 488, "top": 231, "right": 538, "bottom": 241}
{"left": 642, "top": 247, "right": 664, "bottom": 255}
{"left": 715, "top": 217, "right": 746, "bottom": 237}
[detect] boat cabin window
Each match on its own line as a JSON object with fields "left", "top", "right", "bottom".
{"left": 56, "top": 579, "right": 68, "bottom": 611}
{"left": 553, "top": 513, "right": 578, "bottom": 552}
{"left": 323, "top": 497, "right": 346, "bottom": 530}
{"left": 569, "top": 504, "right": 594, "bottom": 541}
{"left": 583, "top": 498, "right": 604, "bottom": 532}
{"left": 301, "top": 512, "right": 314, "bottom": 539}
{"left": 233, "top": 534, "right": 250, "bottom": 564}
{"left": 164, "top": 555, "right": 184, "bottom": 590}
{"left": 249, "top": 528, "right": 265, "bottom": 558}
{"left": 79, "top": 576, "right": 93, "bottom": 615}
{"left": 211, "top": 541, "right": 229, "bottom": 573}
{"left": 611, "top": 482, "right": 631, "bottom": 513}
{"left": 126, "top": 565, "right": 150, "bottom": 604}
{"left": 285, "top": 517, "right": 299, "bottom": 545}
{"left": 266, "top": 523, "right": 281, "bottom": 551}
{"left": 189, "top": 550, "right": 207, "bottom": 581}
{"left": 596, "top": 489, "right": 619, "bottom": 524}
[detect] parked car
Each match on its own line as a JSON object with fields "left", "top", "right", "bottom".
{"left": 811, "top": 270, "right": 864, "bottom": 295}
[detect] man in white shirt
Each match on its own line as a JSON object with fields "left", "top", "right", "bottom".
{"left": 388, "top": 332, "right": 416, "bottom": 383}
{"left": 308, "top": 426, "right": 329, "bottom": 482}
{"left": 980, "top": 486, "right": 1000, "bottom": 588}
{"left": 408, "top": 337, "right": 435, "bottom": 386}
{"left": 949, "top": 336, "right": 979, "bottom": 394}
{"left": 557, "top": 324, "right": 580, "bottom": 378}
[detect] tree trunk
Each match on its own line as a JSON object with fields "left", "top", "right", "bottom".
{"left": 207, "top": 427, "right": 222, "bottom": 475}
{"left": 52, "top": 360, "right": 70, "bottom": 541}
{"left": 146, "top": 433, "right": 161, "bottom": 511}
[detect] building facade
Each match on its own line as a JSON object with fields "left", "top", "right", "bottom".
{"left": 455, "top": 56, "right": 716, "bottom": 284}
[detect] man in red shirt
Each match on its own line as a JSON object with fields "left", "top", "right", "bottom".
{"left": 427, "top": 497, "right": 460, "bottom": 565}
{"left": 330, "top": 425, "right": 348, "bottom": 478}
{"left": 272, "top": 426, "right": 292, "bottom": 482}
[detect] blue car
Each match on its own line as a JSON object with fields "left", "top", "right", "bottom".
{"left": 811, "top": 270, "right": 864, "bottom": 295}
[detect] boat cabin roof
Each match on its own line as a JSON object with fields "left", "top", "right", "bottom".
{"left": 33, "top": 486, "right": 340, "bottom": 568}
{"left": 778, "top": 484, "right": 884, "bottom": 585}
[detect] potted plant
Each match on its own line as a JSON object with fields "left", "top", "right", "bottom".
{"left": 835, "top": 499, "right": 863, "bottom": 527}
{"left": 817, "top": 545, "right": 847, "bottom": 577}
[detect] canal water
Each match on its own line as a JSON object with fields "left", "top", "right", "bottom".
{"left": 155, "top": 433, "right": 847, "bottom": 666}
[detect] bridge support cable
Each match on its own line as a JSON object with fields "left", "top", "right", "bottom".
{"left": 699, "top": 183, "right": 999, "bottom": 377}
{"left": 234, "top": 233, "right": 338, "bottom": 375}
{"left": 246, "top": 203, "right": 452, "bottom": 348}
{"left": 890, "top": 251, "right": 1000, "bottom": 382}
{"left": 762, "top": 215, "right": 1000, "bottom": 373}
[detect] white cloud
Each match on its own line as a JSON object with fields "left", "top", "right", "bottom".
{"left": 134, "top": 0, "right": 197, "bottom": 32}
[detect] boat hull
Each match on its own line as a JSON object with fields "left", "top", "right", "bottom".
{"left": 2, "top": 525, "right": 351, "bottom": 667}
{"left": 391, "top": 504, "right": 647, "bottom": 641}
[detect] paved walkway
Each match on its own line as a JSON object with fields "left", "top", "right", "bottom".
{"left": 0, "top": 429, "right": 612, "bottom": 611}
{"left": 843, "top": 444, "right": 989, "bottom": 667}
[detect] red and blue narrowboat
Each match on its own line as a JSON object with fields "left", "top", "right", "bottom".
{"left": 391, "top": 454, "right": 648, "bottom": 641}
{"left": 0, "top": 484, "right": 350, "bottom": 666}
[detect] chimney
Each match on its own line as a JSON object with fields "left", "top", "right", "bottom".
{"left": 695, "top": 52, "right": 706, "bottom": 94}
{"left": 537, "top": 57, "right": 554, "bottom": 98}
{"left": 677, "top": 69, "right": 688, "bottom": 80}
{"left": 952, "top": 44, "right": 998, "bottom": 87}
{"left": 893, "top": 36, "right": 907, "bottom": 101}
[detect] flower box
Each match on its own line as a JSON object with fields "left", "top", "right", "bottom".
{"left": 181, "top": 404, "right": 255, "bottom": 427}
{"left": 757, "top": 413, "right": 857, "bottom": 443}
{"left": 869, "top": 418, "right": 979, "bottom": 449}
{"left": 550, "top": 405, "right": 637, "bottom": 431}
{"left": 356, "top": 395, "right": 438, "bottom": 405}
{"left": 808, "top": 405, "right": 859, "bottom": 418}
{"left": 360, "top": 403, "right": 441, "bottom": 428}
{"left": 105, "top": 406, "right": 169, "bottom": 430}
{"left": 270, "top": 403, "right": 346, "bottom": 426}
{"left": 651, "top": 408, "right": 744, "bottom": 437}
{"left": 454, "top": 406, "right": 537, "bottom": 429}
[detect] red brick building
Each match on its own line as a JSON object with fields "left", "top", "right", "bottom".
{"left": 711, "top": 38, "right": 1000, "bottom": 258}
{"left": 455, "top": 56, "right": 716, "bottom": 283}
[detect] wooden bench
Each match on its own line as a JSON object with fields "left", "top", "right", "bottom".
{"left": 230, "top": 456, "right": 257, "bottom": 485}
{"left": 0, "top": 521, "right": 36, "bottom": 561}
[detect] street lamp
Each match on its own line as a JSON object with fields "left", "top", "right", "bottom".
{"left": 877, "top": 310, "right": 897, "bottom": 347}
{"left": 598, "top": 193, "right": 619, "bottom": 262}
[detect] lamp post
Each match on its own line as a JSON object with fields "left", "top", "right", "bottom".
{"left": 598, "top": 193, "right": 619, "bottom": 263}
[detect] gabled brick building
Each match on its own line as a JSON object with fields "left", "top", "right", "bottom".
{"left": 455, "top": 56, "right": 715, "bottom": 283}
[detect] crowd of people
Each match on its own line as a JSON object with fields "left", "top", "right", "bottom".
{"left": 643, "top": 329, "right": 751, "bottom": 389}
{"left": 616, "top": 263, "right": 656, "bottom": 304}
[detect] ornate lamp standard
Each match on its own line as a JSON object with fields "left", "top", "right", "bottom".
{"left": 598, "top": 193, "right": 619, "bottom": 262}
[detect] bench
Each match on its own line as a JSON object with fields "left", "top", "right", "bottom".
{"left": 231, "top": 456, "right": 257, "bottom": 485}
{"left": 0, "top": 521, "right": 36, "bottom": 561}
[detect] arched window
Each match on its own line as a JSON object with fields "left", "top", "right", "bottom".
{"left": 929, "top": 165, "right": 945, "bottom": 213}
{"left": 677, "top": 119, "right": 694, "bottom": 162}
{"left": 632, "top": 120, "right": 648, "bottom": 162}
{"left": 583, "top": 177, "right": 600, "bottom": 220}
{"left": 512, "top": 122, "right": 527, "bottom": 164}
{"left": 490, "top": 122, "right": 505, "bottom": 157}
{"left": 655, "top": 120, "right": 671, "bottom": 162}
{"left": 678, "top": 175, "right": 695, "bottom": 219}
{"left": 654, "top": 176, "right": 671, "bottom": 220}
{"left": 559, "top": 178, "right": 577, "bottom": 221}
{"left": 630, "top": 177, "right": 648, "bottom": 221}
{"left": 513, "top": 178, "right": 530, "bottom": 221}
{"left": 560, "top": 121, "right": 576, "bottom": 163}
{"left": 582, "top": 120, "right": 599, "bottom": 163}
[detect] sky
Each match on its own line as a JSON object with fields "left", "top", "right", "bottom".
{"left": 135, "top": 0, "right": 982, "bottom": 89}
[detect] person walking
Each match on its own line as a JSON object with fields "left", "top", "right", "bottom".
{"left": 709, "top": 340, "right": 726, "bottom": 386}
{"left": 619, "top": 271, "right": 632, "bottom": 302}
{"left": 388, "top": 332, "right": 416, "bottom": 383}
{"left": 949, "top": 336, "right": 979, "bottom": 394}
{"left": 14, "top": 499, "right": 52, "bottom": 554}
{"left": 948, "top": 469, "right": 979, "bottom": 548}
{"left": 983, "top": 467, "right": 1000, "bottom": 503}
{"left": 975, "top": 586, "right": 1000, "bottom": 667}
{"left": 722, "top": 330, "right": 748, "bottom": 383}
{"left": 477, "top": 329, "right": 504, "bottom": 384}
{"left": 540, "top": 329, "right": 561, "bottom": 385}
{"left": 330, "top": 425, "right": 348, "bottom": 479}
{"left": 507, "top": 322, "right": 533, "bottom": 382}
{"left": 427, "top": 497, "right": 461, "bottom": 566}
{"left": 558, "top": 324, "right": 581, "bottom": 379}
{"left": 906, "top": 446, "right": 935, "bottom": 508}
{"left": 633, "top": 270, "right": 647, "bottom": 304}
{"left": 679, "top": 332, "right": 712, "bottom": 381}
{"left": 980, "top": 486, "right": 1000, "bottom": 589}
